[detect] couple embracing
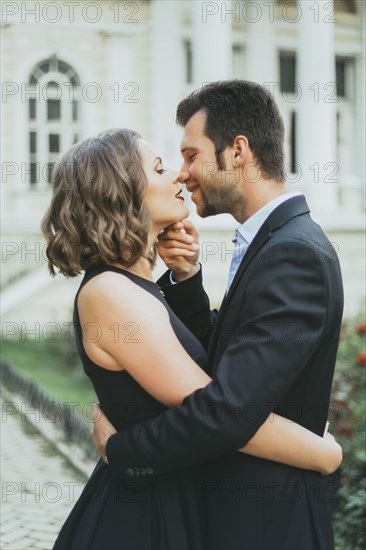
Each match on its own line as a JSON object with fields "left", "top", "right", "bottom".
{"left": 43, "top": 80, "right": 344, "bottom": 550}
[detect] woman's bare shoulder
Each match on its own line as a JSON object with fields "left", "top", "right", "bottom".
{"left": 78, "top": 270, "right": 168, "bottom": 319}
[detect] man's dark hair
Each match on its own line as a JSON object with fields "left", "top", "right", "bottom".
{"left": 176, "top": 80, "right": 285, "bottom": 182}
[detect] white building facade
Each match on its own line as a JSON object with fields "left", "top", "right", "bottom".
{"left": 1, "top": 0, "right": 365, "bottom": 321}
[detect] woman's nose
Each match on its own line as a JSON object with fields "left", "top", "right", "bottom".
{"left": 170, "top": 170, "right": 181, "bottom": 184}
{"left": 169, "top": 168, "right": 184, "bottom": 184}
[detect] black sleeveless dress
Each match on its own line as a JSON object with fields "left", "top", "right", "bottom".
{"left": 53, "top": 264, "right": 208, "bottom": 550}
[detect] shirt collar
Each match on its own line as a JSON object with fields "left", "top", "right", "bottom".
{"left": 234, "top": 192, "right": 303, "bottom": 245}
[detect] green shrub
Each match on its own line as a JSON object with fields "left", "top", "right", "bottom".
{"left": 330, "top": 315, "right": 366, "bottom": 549}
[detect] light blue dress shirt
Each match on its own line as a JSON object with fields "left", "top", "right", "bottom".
{"left": 225, "top": 192, "right": 303, "bottom": 292}
{"left": 226, "top": 231, "right": 250, "bottom": 292}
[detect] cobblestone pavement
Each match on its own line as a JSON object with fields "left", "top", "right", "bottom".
{"left": 1, "top": 397, "right": 87, "bottom": 550}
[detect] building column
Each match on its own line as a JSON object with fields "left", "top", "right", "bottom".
{"left": 297, "top": 0, "right": 338, "bottom": 216}
{"left": 243, "top": 0, "right": 278, "bottom": 85}
{"left": 105, "top": 33, "right": 138, "bottom": 133}
{"left": 355, "top": 0, "right": 366, "bottom": 212}
{"left": 193, "top": 1, "right": 233, "bottom": 85}
{"left": 149, "top": 0, "right": 185, "bottom": 166}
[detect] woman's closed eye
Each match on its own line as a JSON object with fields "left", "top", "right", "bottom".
{"left": 155, "top": 157, "right": 167, "bottom": 174}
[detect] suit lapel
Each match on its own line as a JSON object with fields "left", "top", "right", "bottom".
{"left": 206, "top": 195, "right": 311, "bottom": 363}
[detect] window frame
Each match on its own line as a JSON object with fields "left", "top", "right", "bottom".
{"left": 27, "top": 58, "right": 81, "bottom": 190}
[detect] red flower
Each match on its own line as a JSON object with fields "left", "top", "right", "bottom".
{"left": 356, "top": 352, "right": 366, "bottom": 365}
{"left": 337, "top": 428, "right": 354, "bottom": 439}
{"left": 357, "top": 323, "right": 366, "bottom": 335}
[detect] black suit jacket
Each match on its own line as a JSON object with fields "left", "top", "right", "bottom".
{"left": 106, "top": 196, "right": 344, "bottom": 549}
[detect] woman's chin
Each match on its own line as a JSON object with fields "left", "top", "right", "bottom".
{"left": 174, "top": 204, "right": 189, "bottom": 221}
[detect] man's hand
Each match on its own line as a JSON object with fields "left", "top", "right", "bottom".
{"left": 91, "top": 404, "right": 117, "bottom": 464}
{"left": 157, "top": 220, "right": 200, "bottom": 282}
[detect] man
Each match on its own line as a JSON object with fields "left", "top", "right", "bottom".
{"left": 93, "top": 81, "right": 343, "bottom": 549}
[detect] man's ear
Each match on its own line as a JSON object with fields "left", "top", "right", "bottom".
{"left": 233, "top": 135, "right": 250, "bottom": 167}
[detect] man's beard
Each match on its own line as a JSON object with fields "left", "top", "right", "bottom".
{"left": 199, "top": 172, "right": 245, "bottom": 218}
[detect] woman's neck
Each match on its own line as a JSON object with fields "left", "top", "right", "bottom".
{"left": 118, "top": 257, "right": 153, "bottom": 281}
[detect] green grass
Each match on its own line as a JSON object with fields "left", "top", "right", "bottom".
{"left": 1, "top": 337, "right": 96, "bottom": 410}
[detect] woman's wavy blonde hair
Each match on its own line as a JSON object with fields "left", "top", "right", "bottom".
{"left": 42, "top": 128, "right": 156, "bottom": 277}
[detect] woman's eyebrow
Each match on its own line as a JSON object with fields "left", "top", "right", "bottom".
{"left": 153, "top": 156, "right": 162, "bottom": 164}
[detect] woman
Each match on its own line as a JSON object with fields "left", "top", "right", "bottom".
{"left": 42, "top": 128, "right": 342, "bottom": 550}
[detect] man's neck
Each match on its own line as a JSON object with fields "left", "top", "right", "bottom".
{"left": 234, "top": 182, "right": 287, "bottom": 224}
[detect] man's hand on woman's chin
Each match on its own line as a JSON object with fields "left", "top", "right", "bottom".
{"left": 157, "top": 220, "right": 200, "bottom": 282}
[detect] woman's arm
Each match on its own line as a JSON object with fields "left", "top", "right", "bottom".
{"left": 240, "top": 415, "right": 342, "bottom": 475}
{"left": 78, "top": 272, "right": 211, "bottom": 408}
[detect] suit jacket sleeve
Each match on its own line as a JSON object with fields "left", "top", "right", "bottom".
{"left": 106, "top": 241, "right": 328, "bottom": 480}
{"left": 157, "top": 266, "right": 218, "bottom": 351}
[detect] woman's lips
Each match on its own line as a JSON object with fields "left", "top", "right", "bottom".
{"left": 175, "top": 189, "right": 184, "bottom": 201}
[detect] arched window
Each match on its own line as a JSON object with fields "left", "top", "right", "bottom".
{"left": 28, "top": 56, "right": 80, "bottom": 189}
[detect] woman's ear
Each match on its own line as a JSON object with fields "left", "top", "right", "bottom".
{"left": 233, "top": 135, "right": 250, "bottom": 167}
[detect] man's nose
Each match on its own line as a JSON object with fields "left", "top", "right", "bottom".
{"left": 178, "top": 170, "right": 190, "bottom": 185}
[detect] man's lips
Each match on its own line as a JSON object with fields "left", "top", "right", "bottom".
{"left": 186, "top": 185, "right": 199, "bottom": 194}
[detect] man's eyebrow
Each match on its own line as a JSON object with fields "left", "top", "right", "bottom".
{"left": 180, "top": 146, "right": 196, "bottom": 154}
